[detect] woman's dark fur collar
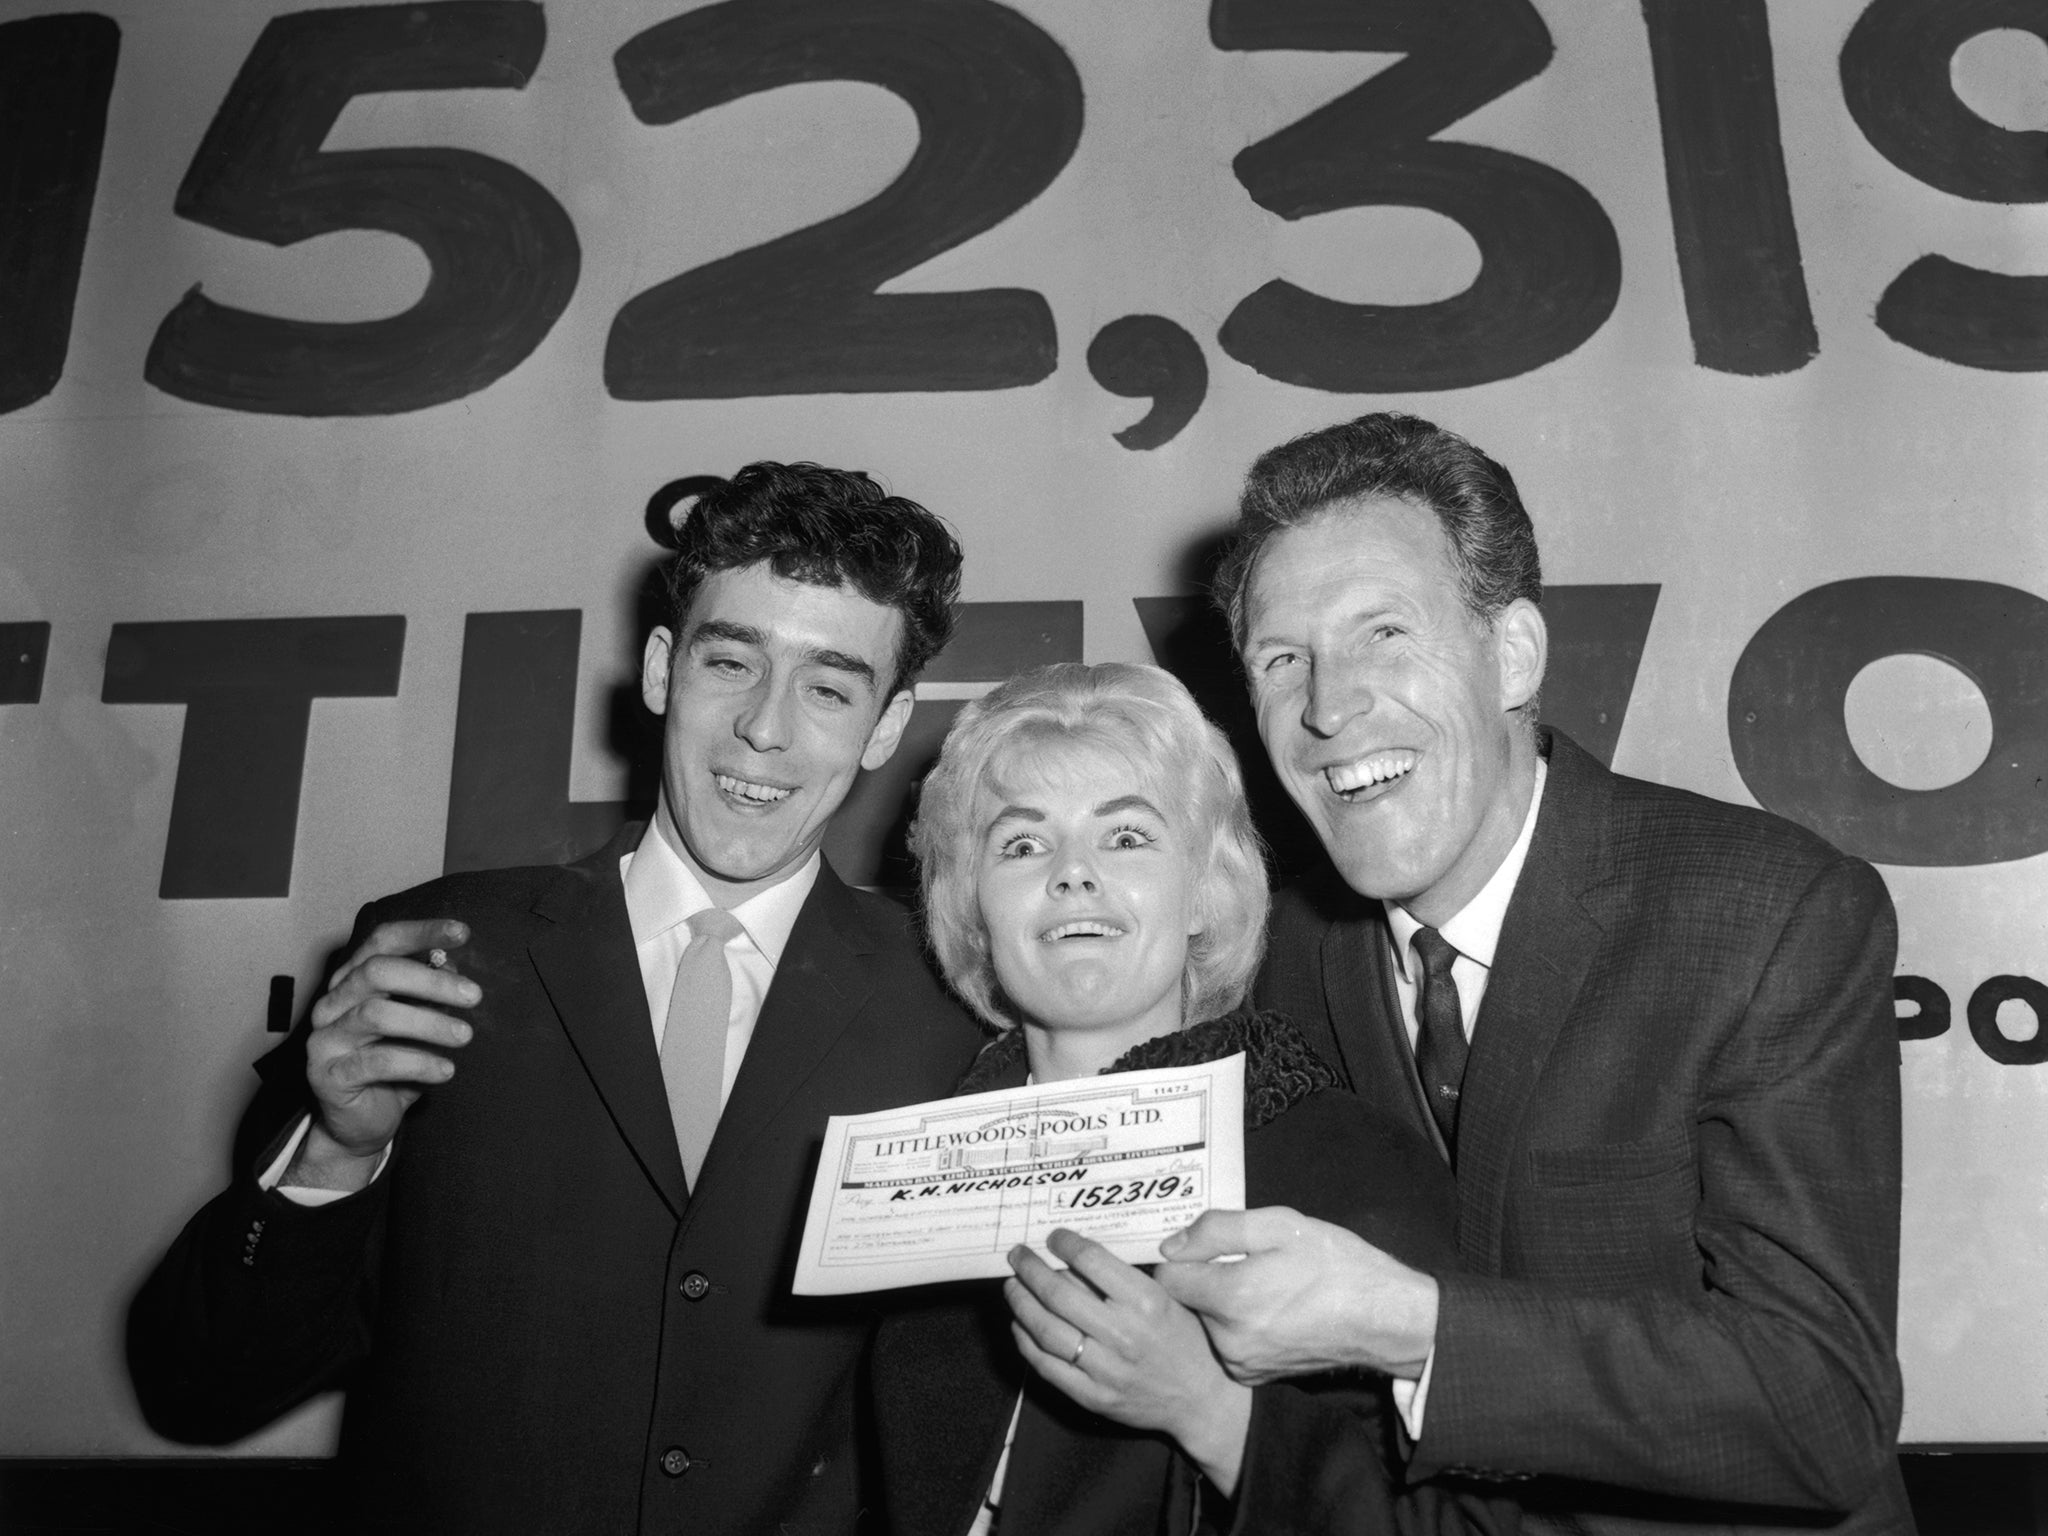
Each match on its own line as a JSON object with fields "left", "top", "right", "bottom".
{"left": 955, "top": 1011, "right": 1339, "bottom": 1130}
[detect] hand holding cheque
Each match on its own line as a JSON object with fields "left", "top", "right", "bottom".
{"left": 798, "top": 1051, "right": 1437, "bottom": 1382}
{"left": 797, "top": 1055, "right": 1257, "bottom": 1497}
{"left": 1157, "top": 1209, "right": 1439, "bottom": 1383}
{"left": 1006, "top": 1227, "right": 1256, "bottom": 1500}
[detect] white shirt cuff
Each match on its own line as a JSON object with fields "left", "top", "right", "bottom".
{"left": 1390, "top": 1345, "right": 1436, "bottom": 1441}
{"left": 259, "top": 1114, "right": 390, "bottom": 1206}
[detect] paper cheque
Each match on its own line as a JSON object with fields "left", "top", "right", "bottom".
{"left": 793, "top": 1054, "right": 1246, "bottom": 1294}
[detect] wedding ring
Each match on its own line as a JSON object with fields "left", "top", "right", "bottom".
{"left": 1069, "top": 1336, "right": 1086, "bottom": 1366}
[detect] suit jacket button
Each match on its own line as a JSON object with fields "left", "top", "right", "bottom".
{"left": 680, "top": 1271, "right": 711, "bottom": 1301}
{"left": 660, "top": 1447, "right": 690, "bottom": 1477}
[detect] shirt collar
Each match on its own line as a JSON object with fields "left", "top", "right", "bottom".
{"left": 621, "top": 821, "right": 820, "bottom": 967}
{"left": 1385, "top": 755, "right": 1547, "bottom": 979}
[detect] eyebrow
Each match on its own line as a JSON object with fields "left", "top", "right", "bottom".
{"left": 1246, "top": 600, "right": 1411, "bottom": 657}
{"left": 688, "top": 622, "right": 878, "bottom": 688}
{"left": 689, "top": 619, "right": 765, "bottom": 649}
{"left": 985, "top": 795, "right": 1165, "bottom": 826}
{"left": 804, "top": 647, "right": 878, "bottom": 686}
{"left": 1095, "top": 794, "right": 1165, "bottom": 819}
{"left": 1241, "top": 625, "right": 1298, "bottom": 657}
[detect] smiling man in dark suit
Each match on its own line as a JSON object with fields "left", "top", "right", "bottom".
{"left": 1158, "top": 414, "right": 1915, "bottom": 1533}
{"left": 129, "top": 463, "right": 985, "bottom": 1535}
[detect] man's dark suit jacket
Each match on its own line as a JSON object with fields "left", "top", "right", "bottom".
{"left": 128, "top": 826, "right": 985, "bottom": 1536}
{"left": 1258, "top": 729, "right": 1913, "bottom": 1535}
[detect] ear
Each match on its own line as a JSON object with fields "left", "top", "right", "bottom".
{"left": 641, "top": 628, "right": 676, "bottom": 716}
{"left": 859, "top": 688, "right": 916, "bottom": 772}
{"left": 1494, "top": 599, "right": 1546, "bottom": 713}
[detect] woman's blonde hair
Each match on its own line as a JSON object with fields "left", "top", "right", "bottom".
{"left": 910, "top": 662, "right": 1269, "bottom": 1033}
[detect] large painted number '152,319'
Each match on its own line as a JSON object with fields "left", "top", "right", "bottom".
{"left": 1, "top": 0, "right": 2043, "bottom": 418}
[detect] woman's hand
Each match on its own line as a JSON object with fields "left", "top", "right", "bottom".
{"left": 1006, "top": 1227, "right": 1254, "bottom": 1497}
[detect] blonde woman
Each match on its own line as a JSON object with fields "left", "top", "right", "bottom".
{"left": 870, "top": 663, "right": 1507, "bottom": 1536}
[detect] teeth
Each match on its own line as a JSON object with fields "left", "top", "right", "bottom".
{"left": 1325, "top": 751, "right": 1417, "bottom": 795}
{"left": 1043, "top": 921, "right": 1124, "bottom": 941}
{"left": 716, "top": 773, "right": 792, "bottom": 804}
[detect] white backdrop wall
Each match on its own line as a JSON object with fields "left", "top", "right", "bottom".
{"left": 1, "top": 0, "right": 2044, "bottom": 1454}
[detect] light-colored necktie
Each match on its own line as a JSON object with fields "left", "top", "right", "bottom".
{"left": 661, "top": 906, "right": 745, "bottom": 1187}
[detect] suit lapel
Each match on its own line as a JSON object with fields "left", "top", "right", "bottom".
{"left": 690, "top": 862, "right": 873, "bottom": 1206}
{"left": 1320, "top": 901, "right": 1442, "bottom": 1158}
{"left": 527, "top": 826, "right": 691, "bottom": 1219}
{"left": 1454, "top": 731, "right": 1613, "bottom": 1270}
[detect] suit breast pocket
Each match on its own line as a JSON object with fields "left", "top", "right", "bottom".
{"left": 1526, "top": 1127, "right": 1694, "bottom": 1187}
{"left": 1511, "top": 1128, "right": 1699, "bottom": 1292}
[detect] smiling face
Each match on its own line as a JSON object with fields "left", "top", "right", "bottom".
{"left": 974, "top": 740, "right": 1201, "bottom": 1073}
{"left": 1243, "top": 498, "right": 1545, "bottom": 926}
{"left": 641, "top": 561, "right": 913, "bottom": 903}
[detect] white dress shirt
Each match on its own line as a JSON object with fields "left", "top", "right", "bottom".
{"left": 265, "top": 821, "right": 818, "bottom": 1201}
{"left": 1384, "top": 757, "right": 1546, "bottom": 1438}
{"left": 622, "top": 821, "right": 818, "bottom": 1111}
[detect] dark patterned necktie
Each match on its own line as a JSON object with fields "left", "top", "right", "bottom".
{"left": 1411, "top": 926, "right": 1469, "bottom": 1158}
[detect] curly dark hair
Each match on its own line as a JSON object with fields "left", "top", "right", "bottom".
{"left": 1212, "top": 413, "right": 1542, "bottom": 650}
{"left": 664, "top": 461, "right": 963, "bottom": 696}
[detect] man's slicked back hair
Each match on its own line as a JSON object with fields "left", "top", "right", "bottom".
{"left": 665, "top": 461, "right": 963, "bottom": 696}
{"left": 1212, "top": 412, "right": 1542, "bottom": 650}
